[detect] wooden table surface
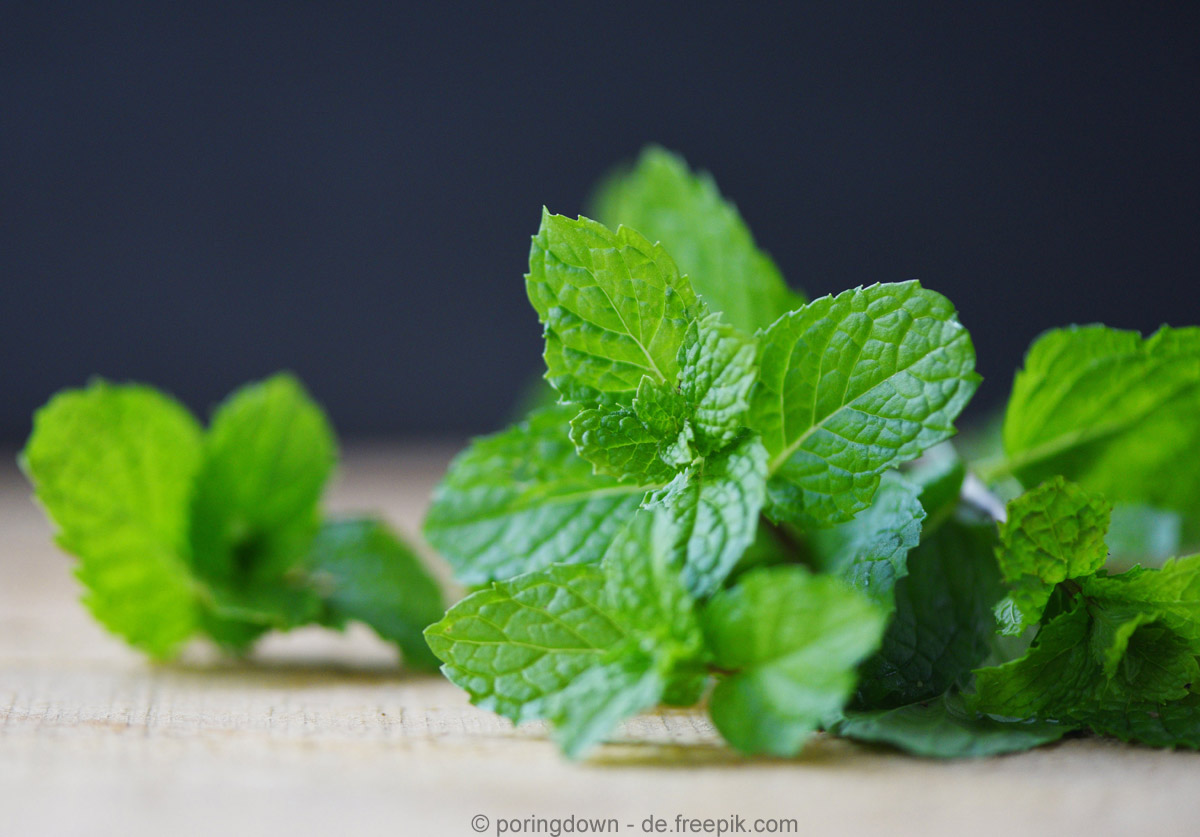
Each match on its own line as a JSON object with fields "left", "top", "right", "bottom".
{"left": 3, "top": 444, "right": 1198, "bottom": 836}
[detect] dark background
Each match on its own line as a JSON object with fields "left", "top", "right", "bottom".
{"left": 4, "top": 3, "right": 1199, "bottom": 443}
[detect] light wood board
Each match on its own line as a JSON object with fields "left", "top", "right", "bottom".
{"left": 2, "top": 445, "right": 1198, "bottom": 836}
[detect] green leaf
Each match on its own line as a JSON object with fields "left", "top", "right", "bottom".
{"left": 974, "top": 599, "right": 1199, "bottom": 719}
{"left": 526, "top": 210, "right": 703, "bottom": 405}
{"left": 993, "top": 477, "right": 1111, "bottom": 634}
{"left": 973, "top": 605, "right": 1096, "bottom": 718}
{"left": 549, "top": 645, "right": 665, "bottom": 759}
{"left": 647, "top": 433, "right": 768, "bottom": 597}
{"left": 600, "top": 509, "right": 703, "bottom": 654}
{"left": 591, "top": 146, "right": 802, "bottom": 334}
{"left": 423, "top": 405, "right": 649, "bottom": 584}
{"left": 855, "top": 503, "right": 1005, "bottom": 709}
{"left": 20, "top": 382, "right": 204, "bottom": 658}
{"left": 702, "top": 566, "right": 887, "bottom": 756}
{"left": 831, "top": 691, "right": 1074, "bottom": 758}
{"left": 569, "top": 405, "right": 684, "bottom": 484}
{"left": 1001, "top": 326, "right": 1200, "bottom": 541}
{"left": 424, "top": 564, "right": 623, "bottom": 724}
{"left": 677, "top": 313, "right": 758, "bottom": 453}
{"left": 427, "top": 508, "right": 704, "bottom": 756}
{"left": 310, "top": 518, "right": 444, "bottom": 670}
{"left": 1084, "top": 695, "right": 1200, "bottom": 749}
{"left": 807, "top": 471, "right": 925, "bottom": 605}
{"left": 1083, "top": 554, "right": 1200, "bottom": 645}
{"left": 749, "top": 281, "right": 979, "bottom": 528}
{"left": 189, "top": 374, "right": 334, "bottom": 632}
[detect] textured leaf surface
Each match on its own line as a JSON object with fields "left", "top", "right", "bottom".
{"left": 808, "top": 471, "right": 925, "bottom": 604}
{"left": 423, "top": 406, "right": 649, "bottom": 583}
{"left": 592, "top": 146, "right": 802, "bottom": 334}
{"left": 749, "top": 281, "right": 979, "bottom": 528}
{"left": 21, "top": 382, "right": 203, "bottom": 658}
{"left": 1084, "top": 554, "right": 1200, "bottom": 645}
{"left": 310, "top": 518, "right": 444, "bottom": 669}
{"left": 569, "top": 405, "right": 682, "bottom": 483}
{"left": 831, "top": 691, "right": 1074, "bottom": 758}
{"left": 994, "top": 477, "right": 1111, "bottom": 633}
{"left": 1002, "top": 325, "right": 1200, "bottom": 540}
{"left": 678, "top": 313, "right": 758, "bottom": 452}
{"left": 526, "top": 211, "right": 702, "bottom": 404}
{"left": 703, "top": 566, "right": 887, "bottom": 756}
{"left": 648, "top": 434, "right": 768, "bottom": 597}
{"left": 189, "top": 374, "right": 333, "bottom": 630}
{"left": 855, "top": 504, "right": 1004, "bottom": 709}
{"left": 424, "top": 565, "right": 623, "bottom": 723}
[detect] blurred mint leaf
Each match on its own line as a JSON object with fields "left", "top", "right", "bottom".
{"left": 21, "top": 382, "right": 204, "bottom": 658}
{"left": 592, "top": 146, "right": 803, "bottom": 334}
{"left": 1001, "top": 325, "right": 1200, "bottom": 543}
{"left": 311, "top": 518, "right": 444, "bottom": 670}
{"left": 831, "top": 691, "right": 1074, "bottom": 758}
{"left": 702, "top": 566, "right": 887, "bottom": 756}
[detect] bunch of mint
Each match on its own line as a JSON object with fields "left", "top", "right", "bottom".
{"left": 22, "top": 374, "right": 443, "bottom": 668}
{"left": 422, "top": 147, "right": 1200, "bottom": 758}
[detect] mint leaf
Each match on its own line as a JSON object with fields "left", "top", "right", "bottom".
{"left": 20, "top": 382, "right": 204, "bottom": 658}
{"left": 310, "top": 518, "right": 444, "bottom": 670}
{"left": 1001, "top": 325, "right": 1200, "bottom": 542}
{"left": 1084, "top": 695, "right": 1200, "bottom": 749}
{"left": 807, "top": 470, "right": 925, "bottom": 605}
{"left": 569, "top": 406, "right": 683, "bottom": 483}
{"left": 749, "top": 281, "right": 979, "bottom": 528}
{"left": 973, "top": 605, "right": 1096, "bottom": 718}
{"left": 592, "top": 146, "right": 803, "bottom": 334}
{"left": 426, "top": 508, "right": 703, "bottom": 756}
{"left": 526, "top": 210, "right": 703, "bottom": 405}
{"left": 678, "top": 313, "right": 758, "bottom": 453}
{"left": 702, "top": 566, "right": 887, "bottom": 756}
{"left": 831, "top": 691, "right": 1074, "bottom": 758}
{"left": 424, "top": 564, "right": 622, "bottom": 723}
{"left": 1083, "top": 554, "right": 1200, "bottom": 645}
{"left": 549, "top": 644, "right": 665, "bottom": 758}
{"left": 188, "top": 374, "right": 334, "bottom": 635}
{"left": 423, "top": 405, "right": 649, "bottom": 583}
{"left": 993, "top": 477, "right": 1111, "bottom": 634}
{"left": 855, "top": 499, "right": 1004, "bottom": 709}
{"left": 647, "top": 433, "right": 768, "bottom": 597}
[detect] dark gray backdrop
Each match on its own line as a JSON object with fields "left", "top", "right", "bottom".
{"left": 4, "top": 3, "right": 1198, "bottom": 442}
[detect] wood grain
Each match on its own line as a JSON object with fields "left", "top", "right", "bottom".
{"left": 2, "top": 445, "right": 1198, "bottom": 837}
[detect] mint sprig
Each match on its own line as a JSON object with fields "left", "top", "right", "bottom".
{"left": 425, "top": 147, "right": 1200, "bottom": 759}
{"left": 22, "top": 374, "right": 443, "bottom": 666}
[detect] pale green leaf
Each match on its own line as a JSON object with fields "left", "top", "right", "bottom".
{"left": 21, "top": 382, "right": 203, "bottom": 658}
{"left": 188, "top": 374, "right": 334, "bottom": 632}
{"left": 678, "top": 313, "right": 758, "bottom": 453}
